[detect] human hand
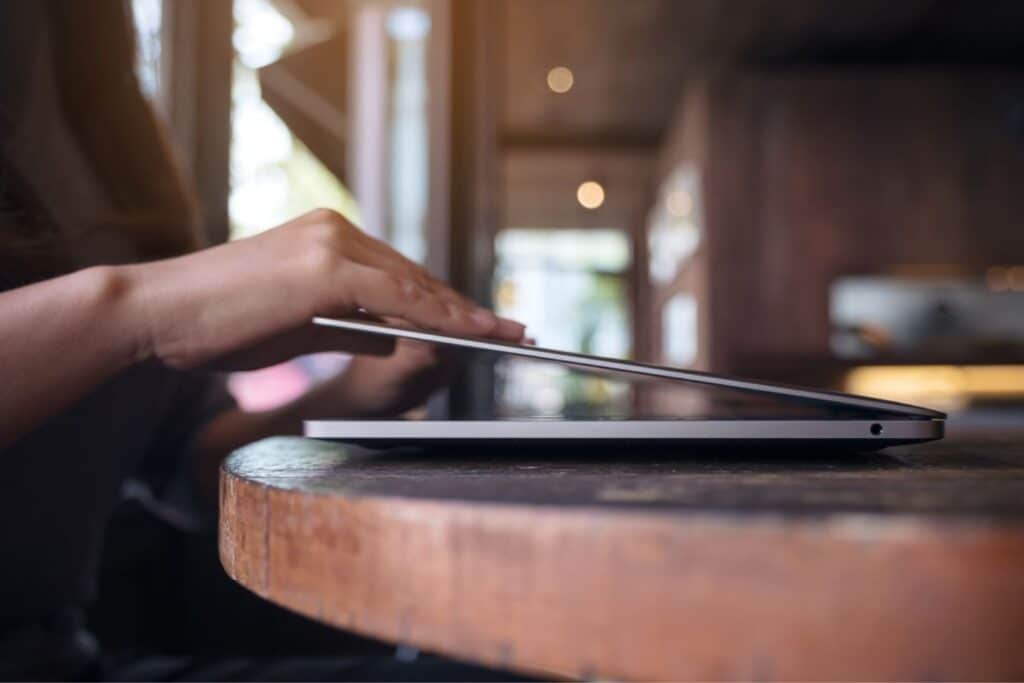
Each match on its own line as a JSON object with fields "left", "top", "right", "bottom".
{"left": 303, "top": 337, "right": 449, "bottom": 418}
{"left": 123, "top": 209, "right": 524, "bottom": 371}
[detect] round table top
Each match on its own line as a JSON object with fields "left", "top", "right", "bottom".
{"left": 220, "top": 433, "right": 1024, "bottom": 681}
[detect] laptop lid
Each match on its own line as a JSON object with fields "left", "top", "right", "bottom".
{"left": 312, "top": 316, "right": 945, "bottom": 419}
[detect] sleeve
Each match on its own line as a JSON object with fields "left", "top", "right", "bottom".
{"left": 126, "top": 371, "right": 238, "bottom": 532}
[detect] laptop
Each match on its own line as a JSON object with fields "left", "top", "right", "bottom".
{"left": 304, "top": 317, "right": 945, "bottom": 448}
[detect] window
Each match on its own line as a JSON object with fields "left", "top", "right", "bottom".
{"left": 225, "top": 0, "right": 443, "bottom": 411}
{"left": 130, "top": 0, "right": 164, "bottom": 102}
{"left": 229, "top": 0, "right": 359, "bottom": 241}
{"left": 662, "top": 293, "right": 697, "bottom": 366}
{"left": 493, "top": 228, "right": 632, "bottom": 416}
{"left": 227, "top": 0, "right": 359, "bottom": 409}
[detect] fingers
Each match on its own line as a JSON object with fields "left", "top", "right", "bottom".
{"left": 393, "top": 337, "right": 444, "bottom": 370}
{"left": 300, "top": 210, "right": 527, "bottom": 341}
{"left": 345, "top": 238, "right": 479, "bottom": 315}
{"left": 332, "top": 262, "right": 495, "bottom": 337}
{"left": 355, "top": 248, "right": 527, "bottom": 341}
{"left": 494, "top": 316, "right": 527, "bottom": 341}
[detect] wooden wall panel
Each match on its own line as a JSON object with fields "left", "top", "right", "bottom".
{"left": 502, "top": 149, "right": 653, "bottom": 230}
{"left": 656, "top": 71, "right": 1024, "bottom": 377}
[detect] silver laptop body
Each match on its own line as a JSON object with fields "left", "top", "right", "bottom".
{"left": 305, "top": 317, "right": 945, "bottom": 448}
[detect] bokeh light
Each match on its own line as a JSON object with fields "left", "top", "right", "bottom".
{"left": 576, "top": 180, "right": 605, "bottom": 209}
{"left": 546, "top": 66, "right": 574, "bottom": 94}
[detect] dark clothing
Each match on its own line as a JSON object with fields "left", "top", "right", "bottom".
{"left": 0, "top": 367, "right": 234, "bottom": 680}
{"left": 0, "top": 4, "right": 525, "bottom": 680}
{"left": 0, "top": 3, "right": 232, "bottom": 676}
{"left": 1, "top": 366, "right": 225, "bottom": 630}
{"left": 83, "top": 652, "right": 528, "bottom": 682}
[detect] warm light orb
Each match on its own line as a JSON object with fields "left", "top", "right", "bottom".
{"left": 576, "top": 180, "right": 605, "bottom": 209}
{"left": 546, "top": 66, "right": 574, "bottom": 94}
{"left": 666, "top": 189, "right": 693, "bottom": 218}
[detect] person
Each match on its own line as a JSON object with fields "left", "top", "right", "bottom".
{"left": 0, "top": 1, "right": 524, "bottom": 679}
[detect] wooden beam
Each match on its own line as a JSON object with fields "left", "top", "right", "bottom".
{"left": 448, "top": 0, "right": 500, "bottom": 417}
{"left": 500, "top": 130, "right": 663, "bottom": 152}
{"left": 162, "top": 0, "right": 234, "bottom": 245}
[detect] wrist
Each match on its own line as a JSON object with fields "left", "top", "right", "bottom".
{"left": 82, "top": 264, "right": 153, "bottom": 368}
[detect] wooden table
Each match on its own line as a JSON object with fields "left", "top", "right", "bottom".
{"left": 220, "top": 433, "right": 1024, "bottom": 681}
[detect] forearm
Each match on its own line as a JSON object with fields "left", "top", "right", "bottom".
{"left": 0, "top": 266, "right": 147, "bottom": 448}
{"left": 1, "top": 209, "right": 521, "bottom": 450}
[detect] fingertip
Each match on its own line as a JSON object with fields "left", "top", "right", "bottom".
{"left": 494, "top": 316, "right": 526, "bottom": 341}
{"left": 468, "top": 307, "right": 499, "bottom": 332}
{"left": 401, "top": 338, "right": 440, "bottom": 363}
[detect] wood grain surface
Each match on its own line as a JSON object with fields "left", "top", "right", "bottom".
{"left": 220, "top": 433, "right": 1024, "bottom": 681}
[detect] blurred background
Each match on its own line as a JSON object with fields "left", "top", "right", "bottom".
{"left": 130, "top": 0, "right": 1024, "bottom": 428}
